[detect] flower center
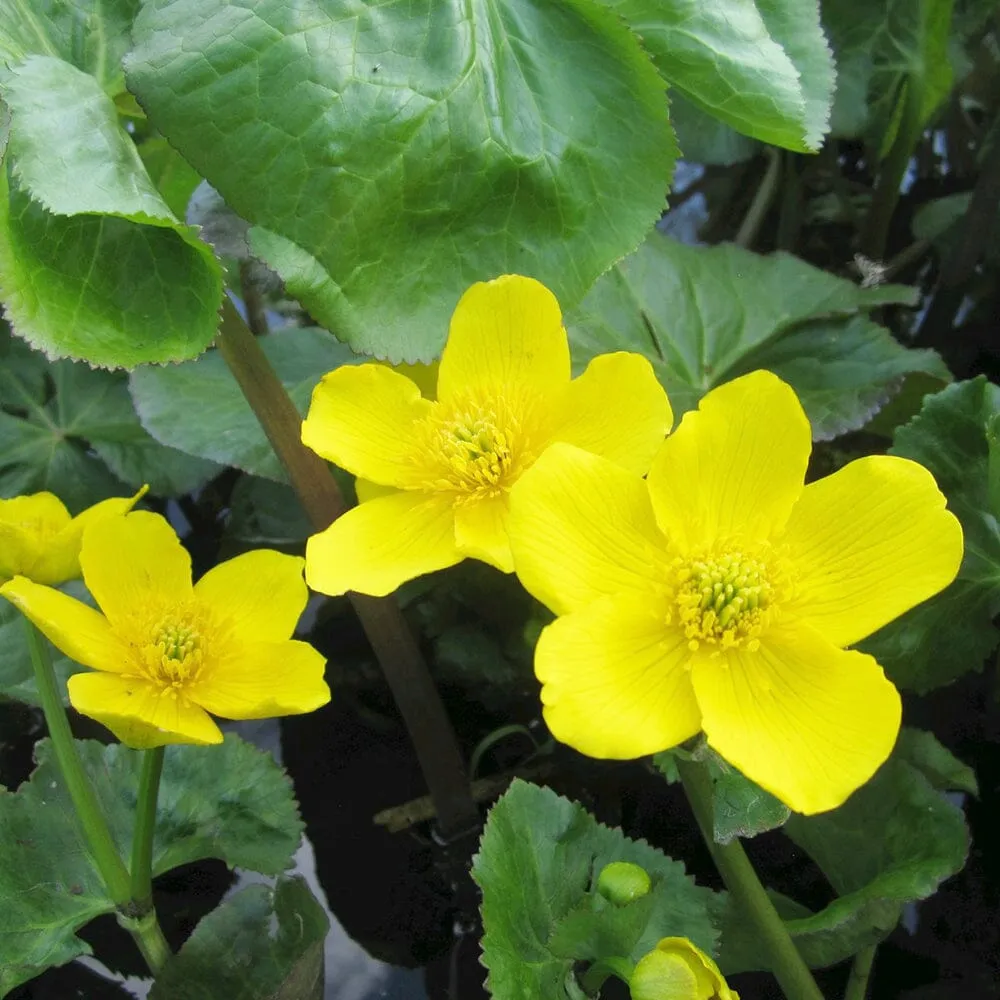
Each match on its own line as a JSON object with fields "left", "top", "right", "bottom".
{"left": 419, "top": 395, "right": 537, "bottom": 498}
{"left": 140, "top": 613, "right": 205, "bottom": 688}
{"left": 673, "top": 551, "right": 774, "bottom": 652}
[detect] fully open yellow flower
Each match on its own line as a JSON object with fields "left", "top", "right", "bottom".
{"left": 508, "top": 370, "right": 963, "bottom": 814}
{"left": 0, "top": 511, "right": 330, "bottom": 748}
{"left": 301, "top": 274, "right": 671, "bottom": 597}
{"left": 0, "top": 490, "right": 142, "bottom": 585}
{"left": 630, "top": 938, "right": 738, "bottom": 1000}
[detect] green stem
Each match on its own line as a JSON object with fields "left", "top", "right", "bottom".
{"left": 735, "top": 147, "right": 781, "bottom": 249}
{"left": 130, "top": 746, "right": 165, "bottom": 907}
{"left": 860, "top": 81, "right": 925, "bottom": 260}
{"left": 843, "top": 945, "right": 876, "bottom": 1000}
{"left": 677, "top": 758, "right": 824, "bottom": 1000}
{"left": 215, "top": 299, "right": 479, "bottom": 838}
{"left": 24, "top": 620, "right": 132, "bottom": 906}
{"left": 118, "top": 908, "right": 172, "bottom": 974}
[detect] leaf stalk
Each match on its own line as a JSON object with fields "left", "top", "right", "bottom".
{"left": 676, "top": 756, "right": 824, "bottom": 1000}
{"left": 23, "top": 619, "right": 132, "bottom": 904}
{"left": 130, "top": 746, "right": 165, "bottom": 909}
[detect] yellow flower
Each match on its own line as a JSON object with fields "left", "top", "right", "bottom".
{"left": 0, "top": 511, "right": 330, "bottom": 748}
{"left": 629, "top": 938, "right": 738, "bottom": 1000}
{"left": 508, "top": 370, "right": 963, "bottom": 814}
{"left": 301, "top": 274, "right": 672, "bottom": 597}
{"left": 0, "top": 490, "right": 143, "bottom": 586}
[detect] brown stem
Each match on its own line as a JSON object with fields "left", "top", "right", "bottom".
{"left": 215, "top": 298, "right": 479, "bottom": 838}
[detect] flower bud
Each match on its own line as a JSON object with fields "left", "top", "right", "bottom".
{"left": 629, "top": 937, "right": 738, "bottom": 1000}
{"left": 596, "top": 861, "right": 652, "bottom": 905}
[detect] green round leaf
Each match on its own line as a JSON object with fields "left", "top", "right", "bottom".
{"left": 472, "top": 779, "right": 717, "bottom": 998}
{"left": 149, "top": 877, "right": 328, "bottom": 1000}
{"left": 0, "top": 735, "right": 304, "bottom": 994}
{"left": 0, "top": 56, "right": 222, "bottom": 368}
{"left": 567, "top": 232, "right": 943, "bottom": 438}
{"left": 598, "top": 0, "right": 835, "bottom": 150}
{"left": 125, "top": 0, "right": 676, "bottom": 361}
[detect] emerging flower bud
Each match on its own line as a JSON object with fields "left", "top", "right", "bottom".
{"left": 0, "top": 489, "right": 145, "bottom": 586}
{"left": 629, "top": 937, "right": 738, "bottom": 1000}
{"left": 596, "top": 861, "right": 652, "bottom": 905}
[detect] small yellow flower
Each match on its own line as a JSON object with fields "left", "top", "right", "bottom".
{"left": 301, "top": 274, "right": 672, "bottom": 597}
{"left": 0, "top": 490, "right": 143, "bottom": 586}
{"left": 508, "top": 370, "right": 963, "bottom": 814}
{"left": 630, "top": 938, "right": 738, "bottom": 1000}
{"left": 0, "top": 511, "right": 330, "bottom": 748}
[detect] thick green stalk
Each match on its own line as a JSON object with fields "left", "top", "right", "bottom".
{"left": 24, "top": 620, "right": 132, "bottom": 905}
{"left": 676, "top": 757, "right": 825, "bottom": 1000}
{"left": 130, "top": 746, "right": 165, "bottom": 908}
{"left": 215, "top": 299, "right": 479, "bottom": 838}
{"left": 843, "top": 945, "right": 876, "bottom": 1000}
{"left": 860, "top": 81, "right": 925, "bottom": 260}
{"left": 119, "top": 909, "right": 172, "bottom": 974}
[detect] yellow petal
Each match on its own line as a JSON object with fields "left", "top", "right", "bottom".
{"left": 535, "top": 595, "right": 701, "bottom": 759}
{"left": 188, "top": 639, "right": 330, "bottom": 720}
{"left": 67, "top": 672, "right": 223, "bottom": 748}
{"left": 454, "top": 494, "right": 513, "bottom": 572}
{"left": 781, "top": 455, "right": 964, "bottom": 647}
{"left": 691, "top": 621, "right": 901, "bottom": 815}
{"left": 301, "top": 364, "right": 433, "bottom": 486}
{"left": 509, "top": 444, "right": 665, "bottom": 615}
{"left": 550, "top": 353, "right": 672, "bottom": 475}
{"left": 196, "top": 549, "right": 308, "bottom": 642}
{"left": 0, "top": 576, "right": 128, "bottom": 672}
{"left": 305, "top": 491, "right": 461, "bottom": 597}
{"left": 0, "top": 492, "right": 71, "bottom": 582}
{"left": 647, "top": 370, "right": 811, "bottom": 549}
{"left": 80, "top": 511, "right": 192, "bottom": 627}
{"left": 33, "top": 489, "right": 146, "bottom": 586}
{"left": 437, "top": 275, "right": 571, "bottom": 402}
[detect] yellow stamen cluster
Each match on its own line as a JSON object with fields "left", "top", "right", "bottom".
{"left": 420, "top": 395, "right": 535, "bottom": 498}
{"left": 141, "top": 612, "right": 205, "bottom": 688}
{"left": 673, "top": 552, "right": 773, "bottom": 652}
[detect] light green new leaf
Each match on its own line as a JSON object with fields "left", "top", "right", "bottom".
{"left": 598, "top": 0, "right": 834, "bottom": 151}
{"left": 719, "top": 729, "right": 971, "bottom": 972}
{"left": 0, "top": 334, "right": 220, "bottom": 506}
{"left": 822, "top": 0, "right": 955, "bottom": 141}
{"left": 126, "top": 0, "right": 675, "bottom": 362}
{"left": 130, "top": 327, "right": 360, "bottom": 481}
{"left": 150, "top": 878, "right": 327, "bottom": 1000}
{"left": 567, "top": 232, "right": 946, "bottom": 438}
{"left": 862, "top": 378, "right": 1000, "bottom": 692}
{"left": 0, "top": 736, "right": 304, "bottom": 995}
{"left": 0, "top": 0, "right": 138, "bottom": 93}
{"left": 0, "top": 56, "right": 222, "bottom": 368}
{"left": 472, "top": 779, "right": 717, "bottom": 999}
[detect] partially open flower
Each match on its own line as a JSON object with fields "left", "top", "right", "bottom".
{"left": 0, "top": 490, "right": 143, "bottom": 586}
{"left": 0, "top": 510, "right": 330, "bottom": 748}
{"left": 629, "top": 938, "right": 738, "bottom": 1000}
